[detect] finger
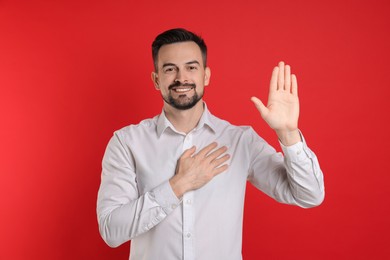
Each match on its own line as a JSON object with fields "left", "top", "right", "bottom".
{"left": 197, "top": 142, "right": 218, "bottom": 157}
{"left": 285, "top": 64, "right": 291, "bottom": 92}
{"left": 251, "top": 96, "right": 268, "bottom": 118}
{"left": 181, "top": 146, "right": 196, "bottom": 158}
{"left": 278, "top": 61, "right": 285, "bottom": 91}
{"left": 211, "top": 153, "right": 230, "bottom": 167}
{"left": 212, "top": 164, "right": 229, "bottom": 176}
{"left": 291, "top": 74, "right": 298, "bottom": 96}
{"left": 270, "top": 66, "right": 279, "bottom": 92}
{"left": 207, "top": 146, "right": 228, "bottom": 161}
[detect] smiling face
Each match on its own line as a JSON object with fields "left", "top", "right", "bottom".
{"left": 151, "top": 41, "right": 211, "bottom": 110}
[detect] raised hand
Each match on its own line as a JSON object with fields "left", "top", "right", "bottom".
{"left": 251, "top": 61, "right": 301, "bottom": 146}
{"left": 170, "top": 142, "right": 230, "bottom": 198}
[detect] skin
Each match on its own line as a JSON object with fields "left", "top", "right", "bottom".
{"left": 251, "top": 62, "right": 301, "bottom": 146}
{"left": 151, "top": 41, "right": 300, "bottom": 198}
{"left": 151, "top": 41, "right": 210, "bottom": 134}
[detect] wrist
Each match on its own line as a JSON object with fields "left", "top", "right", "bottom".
{"left": 169, "top": 175, "right": 188, "bottom": 199}
{"left": 276, "top": 129, "right": 301, "bottom": 146}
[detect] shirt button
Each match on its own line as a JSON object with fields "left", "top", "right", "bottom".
{"left": 171, "top": 204, "right": 177, "bottom": 209}
{"left": 186, "top": 233, "right": 191, "bottom": 238}
{"left": 297, "top": 150, "right": 301, "bottom": 155}
{"left": 186, "top": 199, "right": 192, "bottom": 205}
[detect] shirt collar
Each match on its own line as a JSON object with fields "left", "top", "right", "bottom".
{"left": 156, "top": 102, "right": 216, "bottom": 137}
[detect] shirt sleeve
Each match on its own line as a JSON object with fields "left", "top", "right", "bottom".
{"left": 96, "top": 132, "right": 181, "bottom": 248}
{"left": 247, "top": 128, "right": 325, "bottom": 208}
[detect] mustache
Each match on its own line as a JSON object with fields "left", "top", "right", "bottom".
{"left": 168, "top": 81, "right": 196, "bottom": 90}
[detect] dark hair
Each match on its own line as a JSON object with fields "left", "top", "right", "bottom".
{"left": 152, "top": 28, "right": 207, "bottom": 71}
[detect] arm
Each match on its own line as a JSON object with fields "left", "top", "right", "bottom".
{"left": 279, "top": 133, "right": 325, "bottom": 207}
{"left": 97, "top": 134, "right": 230, "bottom": 247}
{"left": 97, "top": 132, "right": 181, "bottom": 247}
{"left": 249, "top": 61, "right": 324, "bottom": 207}
{"left": 247, "top": 128, "right": 324, "bottom": 208}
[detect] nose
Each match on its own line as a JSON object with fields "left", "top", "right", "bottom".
{"left": 175, "top": 70, "right": 188, "bottom": 83}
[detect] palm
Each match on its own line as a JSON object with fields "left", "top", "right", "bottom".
{"left": 251, "top": 61, "right": 299, "bottom": 132}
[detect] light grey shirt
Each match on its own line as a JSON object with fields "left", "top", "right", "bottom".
{"left": 97, "top": 104, "right": 325, "bottom": 260}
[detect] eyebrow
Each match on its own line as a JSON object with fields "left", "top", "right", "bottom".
{"left": 162, "top": 63, "right": 177, "bottom": 68}
{"left": 162, "top": 60, "right": 201, "bottom": 68}
{"left": 185, "top": 60, "right": 200, "bottom": 66}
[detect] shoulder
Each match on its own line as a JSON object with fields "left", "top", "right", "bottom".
{"left": 113, "top": 115, "right": 159, "bottom": 141}
{"left": 209, "top": 113, "right": 263, "bottom": 144}
{"left": 210, "top": 113, "right": 256, "bottom": 135}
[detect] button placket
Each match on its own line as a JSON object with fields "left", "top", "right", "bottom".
{"left": 183, "top": 190, "right": 195, "bottom": 259}
{"left": 182, "top": 133, "right": 195, "bottom": 260}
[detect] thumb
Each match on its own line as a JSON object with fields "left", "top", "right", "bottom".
{"left": 181, "top": 146, "right": 196, "bottom": 158}
{"left": 251, "top": 96, "right": 268, "bottom": 118}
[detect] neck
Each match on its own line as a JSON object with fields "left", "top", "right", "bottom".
{"left": 163, "top": 101, "right": 204, "bottom": 134}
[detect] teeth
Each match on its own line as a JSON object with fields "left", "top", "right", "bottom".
{"left": 175, "top": 88, "right": 191, "bottom": 92}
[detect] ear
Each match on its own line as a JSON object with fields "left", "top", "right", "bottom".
{"left": 151, "top": 72, "right": 160, "bottom": 90}
{"left": 204, "top": 67, "right": 211, "bottom": 86}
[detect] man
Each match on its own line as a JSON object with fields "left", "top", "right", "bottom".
{"left": 97, "top": 28, "right": 324, "bottom": 260}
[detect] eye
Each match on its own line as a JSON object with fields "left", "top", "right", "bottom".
{"left": 164, "top": 67, "right": 176, "bottom": 73}
{"left": 188, "top": 66, "right": 198, "bottom": 71}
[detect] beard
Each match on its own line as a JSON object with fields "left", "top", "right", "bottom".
{"left": 162, "top": 82, "right": 203, "bottom": 110}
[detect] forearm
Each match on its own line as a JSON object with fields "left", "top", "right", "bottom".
{"left": 97, "top": 180, "right": 180, "bottom": 247}
{"left": 248, "top": 128, "right": 324, "bottom": 208}
{"left": 280, "top": 139, "right": 325, "bottom": 208}
{"left": 97, "top": 133, "right": 181, "bottom": 247}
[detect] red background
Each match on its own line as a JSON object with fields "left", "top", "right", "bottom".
{"left": 1, "top": 0, "right": 389, "bottom": 259}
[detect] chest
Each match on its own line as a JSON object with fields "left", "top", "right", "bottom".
{"left": 130, "top": 129, "right": 250, "bottom": 195}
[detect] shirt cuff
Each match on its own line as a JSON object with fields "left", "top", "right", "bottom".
{"left": 279, "top": 130, "right": 313, "bottom": 162}
{"left": 152, "top": 180, "right": 182, "bottom": 215}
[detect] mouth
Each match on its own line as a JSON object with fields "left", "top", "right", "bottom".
{"left": 171, "top": 86, "right": 195, "bottom": 93}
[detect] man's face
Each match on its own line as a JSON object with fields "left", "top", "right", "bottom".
{"left": 152, "top": 41, "right": 210, "bottom": 110}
